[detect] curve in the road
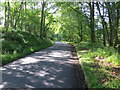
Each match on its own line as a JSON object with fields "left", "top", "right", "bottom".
{"left": 0, "top": 42, "right": 77, "bottom": 88}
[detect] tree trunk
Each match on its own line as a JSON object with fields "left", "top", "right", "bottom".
{"left": 40, "top": 1, "right": 45, "bottom": 39}
{"left": 14, "top": 2, "right": 23, "bottom": 30}
{"left": 24, "top": 2, "right": 27, "bottom": 31}
{"left": 114, "top": 3, "right": 119, "bottom": 48}
{"left": 89, "top": 2, "right": 95, "bottom": 43}
{"left": 4, "top": 2, "right": 8, "bottom": 33}
{"left": 106, "top": 3, "right": 114, "bottom": 46}
{"left": 7, "top": 2, "right": 10, "bottom": 31}
{"left": 43, "top": 13, "right": 46, "bottom": 38}
{"left": 96, "top": 2, "right": 106, "bottom": 46}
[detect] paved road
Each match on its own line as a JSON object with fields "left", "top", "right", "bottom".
{"left": 0, "top": 42, "right": 77, "bottom": 88}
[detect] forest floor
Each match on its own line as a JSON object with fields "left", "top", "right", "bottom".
{"left": 0, "top": 42, "right": 87, "bottom": 88}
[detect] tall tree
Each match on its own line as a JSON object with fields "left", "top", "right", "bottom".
{"left": 96, "top": 2, "right": 107, "bottom": 46}
{"left": 40, "top": 1, "right": 46, "bottom": 38}
{"left": 114, "top": 2, "right": 119, "bottom": 47}
{"left": 14, "top": 2, "right": 23, "bottom": 30}
{"left": 4, "top": 1, "right": 8, "bottom": 32}
{"left": 89, "top": 2, "right": 95, "bottom": 43}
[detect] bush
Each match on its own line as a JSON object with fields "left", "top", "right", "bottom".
{"left": 1, "top": 31, "right": 54, "bottom": 66}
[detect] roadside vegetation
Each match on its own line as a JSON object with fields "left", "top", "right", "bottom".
{"left": 0, "top": 1, "right": 119, "bottom": 88}
{"left": 1, "top": 30, "right": 54, "bottom": 66}
{"left": 0, "top": 1, "right": 55, "bottom": 66}
{"left": 56, "top": 2, "right": 120, "bottom": 88}
{"left": 74, "top": 42, "right": 120, "bottom": 88}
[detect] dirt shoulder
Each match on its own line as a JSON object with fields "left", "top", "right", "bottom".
{"left": 71, "top": 44, "right": 88, "bottom": 88}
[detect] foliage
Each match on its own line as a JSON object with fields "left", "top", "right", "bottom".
{"left": 75, "top": 42, "right": 120, "bottom": 88}
{"left": 1, "top": 30, "right": 54, "bottom": 65}
{"left": 0, "top": 1, "right": 119, "bottom": 88}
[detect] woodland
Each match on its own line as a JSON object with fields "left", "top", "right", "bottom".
{"left": 0, "top": 1, "right": 120, "bottom": 88}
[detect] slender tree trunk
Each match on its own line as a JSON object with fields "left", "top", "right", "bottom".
{"left": 114, "top": 3, "right": 119, "bottom": 48}
{"left": 96, "top": 2, "right": 106, "bottom": 46}
{"left": 43, "top": 13, "right": 46, "bottom": 38}
{"left": 102, "top": 3, "right": 106, "bottom": 46}
{"left": 107, "top": 3, "right": 114, "bottom": 46}
{"left": 34, "top": 3, "right": 37, "bottom": 35}
{"left": 40, "top": 1, "right": 45, "bottom": 38}
{"left": 11, "top": 2, "right": 16, "bottom": 29}
{"left": 14, "top": 2, "right": 23, "bottom": 30}
{"left": 5, "top": 1, "right": 10, "bottom": 33}
{"left": 4, "top": 2, "right": 8, "bottom": 33}
{"left": 24, "top": 2, "right": 27, "bottom": 31}
{"left": 80, "top": 23, "right": 83, "bottom": 42}
{"left": 7, "top": 2, "right": 10, "bottom": 30}
{"left": 20, "top": 7, "right": 23, "bottom": 31}
{"left": 89, "top": 2, "right": 95, "bottom": 43}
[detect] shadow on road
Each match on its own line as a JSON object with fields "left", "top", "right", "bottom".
{"left": 1, "top": 42, "right": 78, "bottom": 88}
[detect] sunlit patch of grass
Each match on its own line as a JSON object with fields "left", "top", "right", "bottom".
{"left": 75, "top": 42, "right": 120, "bottom": 88}
{"left": 81, "top": 60, "right": 103, "bottom": 88}
{"left": 105, "top": 54, "right": 120, "bottom": 66}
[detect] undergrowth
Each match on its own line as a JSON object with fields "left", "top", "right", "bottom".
{"left": 0, "top": 30, "right": 54, "bottom": 66}
{"left": 74, "top": 42, "right": 120, "bottom": 88}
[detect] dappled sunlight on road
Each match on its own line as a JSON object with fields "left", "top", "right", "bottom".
{"left": 0, "top": 42, "right": 77, "bottom": 88}
{"left": 20, "top": 57, "right": 41, "bottom": 64}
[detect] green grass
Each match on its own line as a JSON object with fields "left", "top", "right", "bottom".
{"left": 1, "top": 30, "right": 54, "bottom": 66}
{"left": 74, "top": 42, "right": 120, "bottom": 88}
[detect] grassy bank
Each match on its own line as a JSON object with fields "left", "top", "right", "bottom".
{"left": 73, "top": 42, "right": 120, "bottom": 88}
{"left": 1, "top": 31, "right": 54, "bottom": 66}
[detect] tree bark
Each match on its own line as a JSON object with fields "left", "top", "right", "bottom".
{"left": 106, "top": 2, "right": 114, "bottom": 46}
{"left": 43, "top": 12, "right": 46, "bottom": 38}
{"left": 114, "top": 3, "right": 119, "bottom": 48}
{"left": 89, "top": 2, "right": 95, "bottom": 43}
{"left": 96, "top": 2, "right": 106, "bottom": 46}
{"left": 4, "top": 2, "right": 8, "bottom": 33}
{"left": 40, "top": 1, "right": 45, "bottom": 39}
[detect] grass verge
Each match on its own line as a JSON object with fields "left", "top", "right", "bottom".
{"left": 73, "top": 42, "right": 120, "bottom": 88}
